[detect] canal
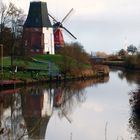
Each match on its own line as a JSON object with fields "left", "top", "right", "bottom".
{"left": 0, "top": 70, "right": 140, "bottom": 140}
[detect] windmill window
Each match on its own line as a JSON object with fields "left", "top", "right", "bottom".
{"left": 36, "top": 49, "right": 39, "bottom": 52}
{"left": 35, "top": 18, "right": 39, "bottom": 23}
{"left": 35, "top": 28, "right": 39, "bottom": 31}
{"left": 25, "top": 40, "right": 28, "bottom": 46}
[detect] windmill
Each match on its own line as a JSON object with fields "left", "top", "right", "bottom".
{"left": 48, "top": 8, "right": 77, "bottom": 50}
{"left": 23, "top": 1, "right": 55, "bottom": 55}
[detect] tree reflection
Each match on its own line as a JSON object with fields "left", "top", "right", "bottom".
{"left": 0, "top": 92, "right": 27, "bottom": 140}
{"left": 129, "top": 88, "right": 140, "bottom": 140}
{"left": 118, "top": 70, "right": 140, "bottom": 139}
{"left": 118, "top": 70, "right": 140, "bottom": 84}
{"left": 0, "top": 76, "right": 109, "bottom": 139}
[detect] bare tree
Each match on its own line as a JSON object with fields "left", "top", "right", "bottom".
{"left": 0, "top": 2, "right": 25, "bottom": 72}
{"left": 0, "top": 2, "right": 8, "bottom": 43}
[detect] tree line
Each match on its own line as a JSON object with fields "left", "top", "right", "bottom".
{"left": 118, "top": 44, "right": 139, "bottom": 56}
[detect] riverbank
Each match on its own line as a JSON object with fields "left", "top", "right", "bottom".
{"left": 103, "top": 61, "right": 140, "bottom": 71}
{"left": 102, "top": 54, "right": 140, "bottom": 71}
{"left": 0, "top": 54, "right": 110, "bottom": 89}
{"left": 0, "top": 74, "right": 110, "bottom": 93}
{"left": 0, "top": 68, "right": 109, "bottom": 89}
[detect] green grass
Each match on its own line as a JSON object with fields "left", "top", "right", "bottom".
{"left": 1, "top": 54, "right": 92, "bottom": 80}
{"left": 2, "top": 57, "right": 11, "bottom": 66}
{"left": 2, "top": 70, "right": 32, "bottom": 80}
{"left": 34, "top": 54, "right": 63, "bottom": 63}
{"left": 2, "top": 56, "right": 58, "bottom": 70}
{"left": 2, "top": 54, "right": 91, "bottom": 69}
{"left": 1, "top": 55, "right": 59, "bottom": 80}
{"left": 33, "top": 54, "right": 92, "bottom": 69}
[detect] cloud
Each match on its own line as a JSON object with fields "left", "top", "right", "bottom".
{"left": 83, "top": 102, "right": 104, "bottom": 112}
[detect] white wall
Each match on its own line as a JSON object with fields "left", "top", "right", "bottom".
{"left": 43, "top": 27, "right": 55, "bottom": 55}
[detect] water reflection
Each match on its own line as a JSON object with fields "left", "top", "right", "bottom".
{"left": 129, "top": 88, "right": 140, "bottom": 140}
{"left": 0, "top": 76, "right": 109, "bottom": 140}
{"left": 118, "top": 70, "right": 140, "bottom": 139}
{"left": 0, "top": 92, "right": 27, "bottom": 140}
{"left": 118, "top": 70, "right": 140, "bottom": 84}
{"left": 21, "top": 87, "right": 53, "bottom": 139}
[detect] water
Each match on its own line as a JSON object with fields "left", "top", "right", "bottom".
{"left": 0, "top": 70, "right": 140, "bottom": 140}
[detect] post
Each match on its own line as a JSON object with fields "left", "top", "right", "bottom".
{"left": 0, "top": 44, "right": 3, "bottom": 79}
{"left": 48, "top": 61, "right": 52, "bottom": 80}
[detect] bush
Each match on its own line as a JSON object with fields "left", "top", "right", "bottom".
{"left": 56, "top": 42, "right": 91, "bottom": 76}
{"left": 125, "top": 54, "right": 140, "bottom": 69}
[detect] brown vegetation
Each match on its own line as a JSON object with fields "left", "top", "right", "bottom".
{"left": 93, "top": 65, "right": 110, "bottom": 75}
{"left": 57, "top": 42, "right": 90, "bottom": 65}
{"left": 56, "top": 42, "right": 92, "bottom": 77}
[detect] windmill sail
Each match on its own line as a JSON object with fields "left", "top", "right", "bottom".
{"left": 48, "top": 8, "right": 77, "bottom": 49}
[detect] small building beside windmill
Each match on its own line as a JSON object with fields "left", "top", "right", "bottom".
{"left": 23, "top": 1, "right": 55, "bottom": 55}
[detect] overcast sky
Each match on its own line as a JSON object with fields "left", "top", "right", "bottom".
{"left": 2, "top": 0, "right": 140, "bottom": 54}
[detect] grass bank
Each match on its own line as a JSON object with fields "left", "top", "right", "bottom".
{"left": 1, "top": 54, "right": 95, "bottom": 81}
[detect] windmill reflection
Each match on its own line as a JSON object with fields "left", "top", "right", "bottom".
{"left": 54, "top": 83, "right": 86, "bottom": 123}
{"left": 21, "top": 87, "right": 54, "bottom": 139}
{"left": 0, "top": 76, "right": 109, "bottom": 139}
